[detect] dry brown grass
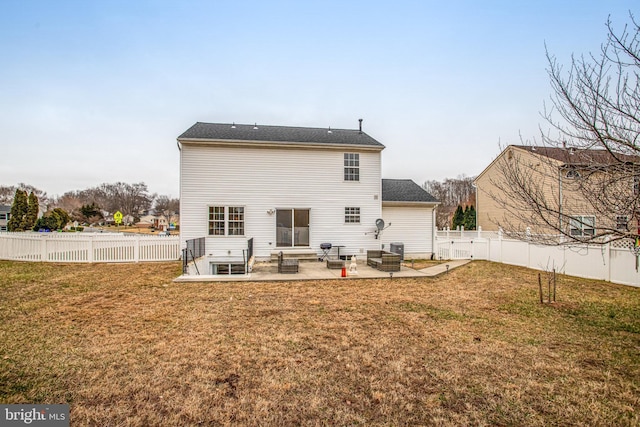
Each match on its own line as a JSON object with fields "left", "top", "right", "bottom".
{"left": 1, "top": 260, "right": 638, "bottom": 426}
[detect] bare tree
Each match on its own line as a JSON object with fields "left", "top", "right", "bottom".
{"left": 487, "top": 13, "right": 640, "bottom": 244}
{"left": 0, "top": 184, "right": 49, "bottom": 210}
{"left": 424, "top": 175, "right": 476, "bottom": 229}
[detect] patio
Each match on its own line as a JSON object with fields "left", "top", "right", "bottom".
{"left": 174, "top": 259, "right": 470, "bottom": 282}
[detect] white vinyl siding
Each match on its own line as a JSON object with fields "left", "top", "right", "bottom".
{"left": 181, "top": 144, "right": 382, "bottom": 259}
{"left": 381, "top": 205, "right": 436, "bottom": 257}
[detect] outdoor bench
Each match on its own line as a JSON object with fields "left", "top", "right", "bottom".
{"left": 366, "top": 250, "right": 401, "bottom": 272}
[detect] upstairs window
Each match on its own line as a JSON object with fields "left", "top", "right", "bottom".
{"left": 616, "top": 216, "right": 629, "bottom": 231}
{"left": 208, "top": 206, "right": 244, "bottom": 236}
{"left": 569, "top": 215, "right": 595, "bottom": 237}
{"left": 345, "top": 207, "right": 361, "bottom": 223}
{"left": 344, "top": 153, "right": 359, "bottom": 181}
{"left": 565, "top": 168, "right": 581, "bottom": 179}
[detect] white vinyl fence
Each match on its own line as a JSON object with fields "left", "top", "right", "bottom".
{"left": 435, "top": 229, "right": 640, "bottom": 287}
{"left": 0, "top": 232, "right": 180, "bottom": 263}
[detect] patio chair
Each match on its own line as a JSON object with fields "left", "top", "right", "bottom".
{"left": 278, "top": 251, "right": 299, "bottom": 274}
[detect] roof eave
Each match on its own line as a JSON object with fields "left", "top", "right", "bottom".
{"left": 177, "top": 137, "right": 385, "bottom": 151}
{"left": 382, "top": 201, "right": 440, "bottom": 207}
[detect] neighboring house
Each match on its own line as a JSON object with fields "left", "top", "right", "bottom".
{"left": 475, "top": 145, "right": 639, "bottom": 236}
{"left": 177, "top": 122, "right": 439, "bottom": 272}
{"left": 0, "top": 205, "right": 10, "bottom": 231}
{"left": 139, "top": 214, "right": 179, "bottom": 231}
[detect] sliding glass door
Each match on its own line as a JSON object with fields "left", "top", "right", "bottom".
{"left": 276, "top": 209, "right": 309, "bottom": 247}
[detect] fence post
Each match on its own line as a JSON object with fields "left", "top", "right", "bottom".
{"left": 606, "top": 242, "right": 611, "bottom": 282}
{"left": 498, "top": 228, "right": 503, "bottom": 263}
{"left": 40, "top": 235, "right": 47, "bottom": 261}
{"left": 88, "top": 235, "right": 94, "bottom": 262}
{"left": 134, "top": 235, "right": 140, "bottom": 263}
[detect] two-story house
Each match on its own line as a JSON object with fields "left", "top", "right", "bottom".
{"left": 475, "top": 145, "right": 639, "bottom": 238}
{"left": 178, "top": 122, "right": 438, "bottom": 273}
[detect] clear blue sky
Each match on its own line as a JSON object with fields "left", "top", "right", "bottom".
{"left": 0, "top": 0, "right": 636, "bottom": 198}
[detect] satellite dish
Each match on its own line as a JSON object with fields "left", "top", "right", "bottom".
{"left": 375, "top": 218, "right": 385, "bottom": 230}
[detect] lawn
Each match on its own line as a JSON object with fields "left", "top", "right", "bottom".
{"left": 0, "top": 260, "right": 638, "bottom": 426}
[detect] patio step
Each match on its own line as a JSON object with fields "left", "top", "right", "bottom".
{"left": 270, "top": 249, "right": 319, "bottom": 262}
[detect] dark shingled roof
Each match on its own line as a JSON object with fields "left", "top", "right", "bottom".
{"left": 178, "top": 122, "right": 385, "bottom": 148}
{"left": 382, "top": 179, "right": 439, "bottom": 203}
{"left": 513, "top": 145, "right": 640, "bottom": 165}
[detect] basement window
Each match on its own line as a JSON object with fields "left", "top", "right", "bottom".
{"left": 210, "top": 263, "right": 246, "bottom": 275}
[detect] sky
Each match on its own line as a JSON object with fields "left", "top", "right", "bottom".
{"left": 0, "top": 0, "right": 637, "bottom": 199}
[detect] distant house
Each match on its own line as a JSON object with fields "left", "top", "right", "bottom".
{"left": 177, "top": 122, "right": 439, "bottom": 273}
{"left": 475, "top": 145, "right": 639, "bottom": 236}
{"left": 0, "top": 205, "right": 10, "bottom": 231}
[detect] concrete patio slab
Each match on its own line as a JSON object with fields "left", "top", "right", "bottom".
{"left": 174, "top": 259, "right": 471, "bottom": 282}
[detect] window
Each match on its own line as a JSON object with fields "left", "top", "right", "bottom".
{"left": 569, "top": 215, "right": 595, "bottom": 237}
{"left": 344, "top": 153, "right": 359, "bottom": 181}
{"left": 0, "top": 213, "right": 6, "bottom": 220}
{"left": 616, "top": 216, "right": 629, "bottom": 231}
{"left": 565, "top": 168, "right": 581, "bottom": 179}
{"left": 228, "top": 207, "right": 245, "bottom": 236}
{"left": 208, "top": 206, "right": 225, "bottom": 235}
{"left": 208, "top": 206, "right": 244, "bottom": 236}
{"left": 211, "top": 262, "right": 245, "bottom": 275}
{"left": 345, "top": 207, "right": 360, "bottom": 223}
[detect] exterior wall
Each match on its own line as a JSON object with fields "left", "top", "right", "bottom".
{"left": 180, "top": 143, "right": 383, "bottom": 260}
{"left": 475, "top": 146, "right": 601, "bottom": 235}
{"left": 381, "top": 204, "right": 436, "bottom": 258}
{"left": 0, "top": 206, "right": 10, "bottom": 231}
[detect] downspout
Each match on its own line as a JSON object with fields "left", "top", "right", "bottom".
{"left": 558, "top": 168, "right": 563, "bottom": 237}
{"left": 432, "top": 205, "right": 437, "bottom": 258}
{"left": 472, "top": 182, "right": 478, "bottom": 229}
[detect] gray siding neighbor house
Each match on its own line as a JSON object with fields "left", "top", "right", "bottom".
{"left": 0, "top": 205, "right": 10, "bottom": 231}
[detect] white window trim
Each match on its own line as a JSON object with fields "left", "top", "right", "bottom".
{"left": 615, "top": 215, "right": 629, "bottom": 231}
{"left": 345, "top": 207, "right": 361, "bottom": 224}
{"left": 344, "top": 153, "right": 360, "bottom": 182}
{"left": 207, "top": 205, "right": 245, "bottom": 237}
{"left": 569, "top": 215, "right": 596, "bottom": 237}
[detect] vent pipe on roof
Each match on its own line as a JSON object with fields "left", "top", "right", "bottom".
{"left": 358, "top": 118, "right": 363, "bottom": 134}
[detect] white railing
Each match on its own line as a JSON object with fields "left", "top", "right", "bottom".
{"left": 435, "top": 228, "right": 640, "bottom": 287}
{"left": 0, "top": 232, "right": 180, "bottom": 263}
